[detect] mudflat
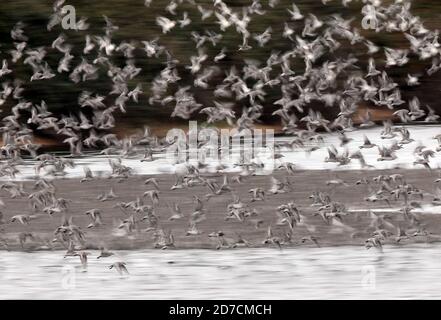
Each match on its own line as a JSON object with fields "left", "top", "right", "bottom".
{"left": 0, "top": 169, "right": 439, "bottom": 251}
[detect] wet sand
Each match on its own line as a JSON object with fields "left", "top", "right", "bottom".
{"left": 0, "top": 169, "right": 440, "bottom": 251}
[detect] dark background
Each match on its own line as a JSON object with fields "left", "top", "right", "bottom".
{"left": 0, "top": 0, "right": 440, "bottom": 138}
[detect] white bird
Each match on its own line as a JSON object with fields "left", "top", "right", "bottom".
{"left": 287, "top": 3, "right": 304, "bottom": 20}
{"left": 156, "top": 16, "right": 176, "bottom": 34}
{"left": 0, "top": 60, "right": 12, "bottom": 78}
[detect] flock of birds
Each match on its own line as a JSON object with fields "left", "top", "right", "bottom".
{"left": 1, "top": 145, "right": 441, "bottom": 275}
{"left": 0, "top": 0, "right": 440, "bottom": 161}
{"left": 0, "top": 0, "right": 440, "bottom": 275}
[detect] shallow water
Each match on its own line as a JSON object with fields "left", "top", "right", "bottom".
{"left": 1, "top": 245, "right": 441, "bottom": 299}
{"left": 7, "top": 124, "right": 441, "bottom": 181}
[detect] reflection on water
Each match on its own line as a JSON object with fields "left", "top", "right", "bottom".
{"left": 1, "top": 245, "right": 441, "bottom": 299}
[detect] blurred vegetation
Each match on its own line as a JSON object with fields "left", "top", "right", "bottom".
{"left": 0, "top": 0, "right": 441, "bottom": 136}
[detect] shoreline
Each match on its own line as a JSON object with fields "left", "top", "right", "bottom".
{"left": 0, "top": 169, "right": 440, "bottom": 252}
{"left": 2, "top": 241, "right": 439, "bottom": 253}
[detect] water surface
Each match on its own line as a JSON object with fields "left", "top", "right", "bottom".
{"left": 1, "top": 245, "right": 441, "bottom": 299}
